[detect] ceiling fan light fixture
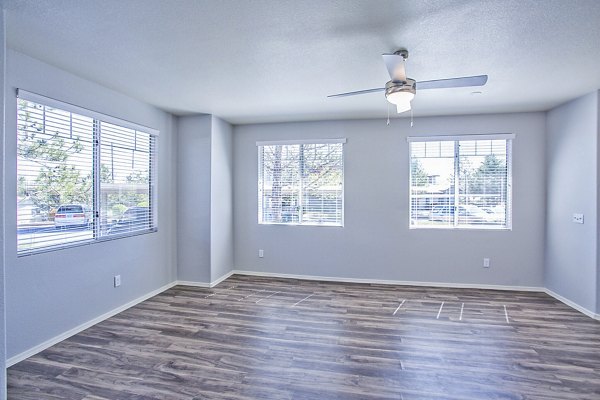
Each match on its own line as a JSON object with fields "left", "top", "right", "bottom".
{"left": 395, "top": 101, "right": 412, "bottom": 114}
{"left": 386, "top": 90, "right": 414, "bottom": 104}
{"left": 385, "top": 79, "right": 416, "bottom": 113}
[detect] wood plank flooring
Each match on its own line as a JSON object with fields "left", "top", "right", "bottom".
{"left": 8, "top": 275, "right": 600, "bottom": 399}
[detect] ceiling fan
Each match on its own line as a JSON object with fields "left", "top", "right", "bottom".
{"left": 327, "top": 49, "right": 488, "bottom": 113}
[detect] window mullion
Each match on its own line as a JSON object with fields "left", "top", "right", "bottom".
{"left": 453, "top": 141, "right": 460, "bottom": 227}
{"left": 298, "top": 144, "right": 304, "bottom": 224}
{"left": 93, "top": 120, "right": 101, "bottom": 239}
{"left": 506, "top": 140, "right": 513, "bottom": 229}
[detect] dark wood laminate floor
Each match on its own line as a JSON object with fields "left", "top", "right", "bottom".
{"left": 8, "top": 275, "right": 600, "bottom": 399}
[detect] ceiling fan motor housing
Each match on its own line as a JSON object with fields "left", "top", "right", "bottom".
{"left": 385, "top": 78, "right": 416, "bottom": 101}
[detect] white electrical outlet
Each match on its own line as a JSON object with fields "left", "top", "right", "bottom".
{"left": 114, "top": 275, "right": 121, "bottom": 287}
{"left": 258, "top": 249, "right": 264, "bottom": 258}
{"left": 572, "top": 213, "right": 584, "bottom": 224}
{"left": 483, "top": 258, "right": 490, "bottom": 268}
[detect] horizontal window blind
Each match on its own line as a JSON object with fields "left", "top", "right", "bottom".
{"left": 17, "top": 89, "right": 159, "bottom": 136}
{"left": 17, "top": 99, "right": 95, "bottom": 251}
{"left": 258, "top": 141, "right": 344, "bottom": 226}
{"left": 407, "top": 133, "right": 515, "bottom": 143}
{"left": 409, "top": 137, "right": 512, "bottom": 229}
{"left": 17, "top": 92, "right": 157, "bottom": 255}
{"left": 99, "top": 122, "right": 155, "bottom": 238}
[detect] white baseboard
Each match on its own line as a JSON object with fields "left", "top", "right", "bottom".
{"left": 175, "top": 270, "right": 235, "bottom": 289}
{"left": 231, "top": 269, "right": 545, "bottom": 292}
{"left": 209, "top": 270, "right": 235, "bottom": 287}
{"left": 6, "top": 281, "right": 178, "bottom": 367}
{"left": 544, "top": 288, "right": 600, "bottom": 320}
{"left": 176, "top": 280, "right": 210, "bottom": 288}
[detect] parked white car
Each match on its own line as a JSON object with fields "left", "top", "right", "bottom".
{"left": 54, "top": 204, "right": 93, "bottom": 228}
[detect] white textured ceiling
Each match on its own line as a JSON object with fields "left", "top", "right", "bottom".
{"left": 5, "top": 0, "right": 600, "bottom": 124}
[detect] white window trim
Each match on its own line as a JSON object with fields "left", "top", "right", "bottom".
{"left": 257, "top": 139, "right": 345, "bottom": 227}
{"left": 408, "top": 134, "right": 513, "bottom": 231}
{"left": 407, "top": 133, "right": 515, "bottom": 143}
{"left": 16, "top": 90, "right": 159, "bottom": 256}
{"left": 17, "top": 89, "right": 159, "bottom": 136}
{"left": 256, "top": 138, "right": 347, "bottom": 146}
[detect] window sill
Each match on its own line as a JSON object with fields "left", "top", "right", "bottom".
{"left": 259, "top": 222, "right": 344, "bottom": 228}
{"left": 17, "top": 228, "right": 158, "bottom": 257}
{"left": 409, "top": 225, "right": 512, "bottom": 231}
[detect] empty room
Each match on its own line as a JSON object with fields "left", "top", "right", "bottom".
{"left": 1, "top": 0, "right": 600, "bottom": 399}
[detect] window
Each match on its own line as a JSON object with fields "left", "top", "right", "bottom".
{"left": 17, "top": 90, "right": 157, "bottom": 255}
{"left": 257, "top": 139, "right": 345, "bottom": 226}
{"left": 409, "top": 134, "right": 513, "bottom": 229}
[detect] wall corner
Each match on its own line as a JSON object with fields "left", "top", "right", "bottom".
{"left": 1, "top": 7, "right": 8, "bottom": 398}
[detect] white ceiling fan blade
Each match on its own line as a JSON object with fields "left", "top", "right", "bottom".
{"left": 327, "top": 87, "right": 385, "bottom": 98}
{"left": 417, "top": 75, "right": 488, "bottom": 90}
{"left": 382, "top": 54, "right": 407, "bottom": 81}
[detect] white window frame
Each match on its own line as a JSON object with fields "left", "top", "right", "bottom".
{"left": 408, "top": 133, "right": 514, "bottom": 230}
{"left": 16, "top": 89, "right": 159, "bottom": 256}
{"left": 257, "top": 138, "right": 346, "bottom": 227}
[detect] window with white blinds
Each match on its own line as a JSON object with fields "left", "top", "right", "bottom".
{"left": 17, "top": 90, "right": 157, "bottom": 255}
{"left": 258, "top": 139, "right": 345, "bottom": 226}
{"left": 98, "top": 122, "right": 154, "bottom": 239}
{"left": 409, "top": 134, "right": 513, "bottom": 229}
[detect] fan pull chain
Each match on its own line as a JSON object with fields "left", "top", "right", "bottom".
{"left": 410, "top": 108, "right": 414, "bottom": 127}
{"left": 387, "top": 103, "right": 390, "bottom": 125}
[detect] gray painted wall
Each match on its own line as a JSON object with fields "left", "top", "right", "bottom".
{"left": 0, "top": 7, "right": 7, "bottom": 399}
{"left": 233, "top": 113, "right": 546, "bottom": 287}
{"left": 177, "top": 115, "right": 212, "bottom": 283}
{"left": 210, "top": 116, "right": 233, "bottom": 282}
{"left": 545, "top": 91, "right": 599, "bottom": 314}
{"left": 4, "top": 50, "right": 178, "bottom": 359}
{"left": 177, "top": 115, "right": 234, "bottom": 284}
